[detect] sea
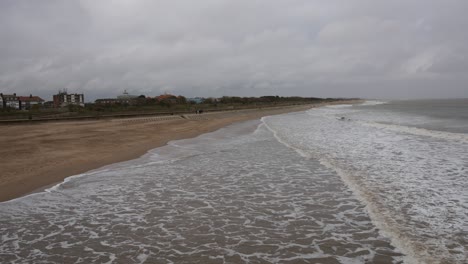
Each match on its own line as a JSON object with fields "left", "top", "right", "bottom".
{"left": 1, "top": 99, "right": 467, "bottom": 264}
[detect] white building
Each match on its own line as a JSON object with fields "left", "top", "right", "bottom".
{"left": 0, "top": 93, "right": 20, "bottom": 109}
{"left": 117, "top": 90, "right": 138, "bottom": 100}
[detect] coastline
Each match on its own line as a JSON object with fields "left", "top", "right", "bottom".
{"left": 0, "top": 105, "right": 304, "bottom": 202}
{"left": 0, "top": 102, "right": 359, "bottom": 202}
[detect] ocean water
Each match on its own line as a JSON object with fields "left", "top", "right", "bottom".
{"left": 1, "top": 100, "right": 467, "bottom": 263}
{"left": 262, "top": 99, "right": 468, "bottom": 263}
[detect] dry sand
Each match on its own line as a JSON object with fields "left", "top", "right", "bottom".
{"left": 0, "top": 104, "right": 329, "bottom": 202}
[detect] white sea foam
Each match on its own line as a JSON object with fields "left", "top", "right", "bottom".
{"left": 360, "top": 121, "right": 468, "bottom": 143}
{"left": 262, "top": 104, "right": 468, "bottom": 263}
{"left": 361, "top": 100, "right": 388, "bottom": 106}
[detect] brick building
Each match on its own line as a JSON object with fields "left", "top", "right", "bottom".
{"left": 53, "top": 90, "right": 84, "bottom": 107}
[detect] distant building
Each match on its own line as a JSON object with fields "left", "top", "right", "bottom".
{"left": 95, "top": 90, "right": 138, "bottom": 105}
{"left": 95, "top": 98, "right": 117, "bottom": 105}
{"left": 156, "top": 93, "right": 178, "bottom": 104}
{"left": 95, "top": 98, "right": 131, "bottom": 105}
{"left": 187, "top": 97, "right": 205, "bottom": 104}
{"left": 117, "top": 90, "right": 138, "bottom": 100}
{"left": 43, "top": 101, "right": 55, "bottom": 108}
{"left": 18, "top": 95, "right": 44, "bottom": 110}
{"left": 0, "top": 93, "right": 20, "bottom": 109}
{"left": 53, "top": 90, "right": 84, "bottom": 107}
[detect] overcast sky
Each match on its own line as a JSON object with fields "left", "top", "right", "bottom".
{"left": 1, "top": 0, "right": 467, "bottom": 101}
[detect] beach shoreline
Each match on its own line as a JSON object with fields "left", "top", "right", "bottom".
{"left": 0, "top": 101, "right": 360, "bottom": 202}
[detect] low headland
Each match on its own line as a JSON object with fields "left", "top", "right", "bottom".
{"left": 0, "top": 99, "right": 360, "bottom": 202}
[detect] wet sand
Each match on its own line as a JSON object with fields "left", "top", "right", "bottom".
{"left": 0, "top": 104, "right": 332, "bottom": 202}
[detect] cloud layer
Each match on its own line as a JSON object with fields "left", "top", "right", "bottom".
{"left": 1, "top": 0, "right": 467, "bottom": 101}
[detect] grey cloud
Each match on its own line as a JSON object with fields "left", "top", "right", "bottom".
{"left": 0, "top": 0, "right": 467, "bottom": 101}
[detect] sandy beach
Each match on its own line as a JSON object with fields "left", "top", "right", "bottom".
{"left": 0, "top": 104, "right": 329, "bottom": 202}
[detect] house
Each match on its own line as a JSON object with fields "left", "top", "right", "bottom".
{"left": 53, "top": 90, "right": 84, "bottom": 107}
{"left": 18, "top": 95, "right": 45, "bottom": 110}
{"left": 0, "top": 93, "right": 20, "bottom": 109}
{"left": 156, "top": 93, "right": 178, "bottom": 104}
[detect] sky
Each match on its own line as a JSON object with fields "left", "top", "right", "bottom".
{"left": 1, "top": 0, "right": 467, "bottom": 102}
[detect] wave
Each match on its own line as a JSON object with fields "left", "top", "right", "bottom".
{"left": 361, "top": 121, "right": 468, "bottom": 143}
{"left": 361, "top": 100, "right": 388, "bottom": 106}
{"left": 261, "top": 117, "right": 421, "bottom": 264}
{"left": 261, "top": 108, "right": 468, "bottom": 264}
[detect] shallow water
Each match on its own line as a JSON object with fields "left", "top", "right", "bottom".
{"left": 0, "top": 119, "right": 402, "bottom": 263}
